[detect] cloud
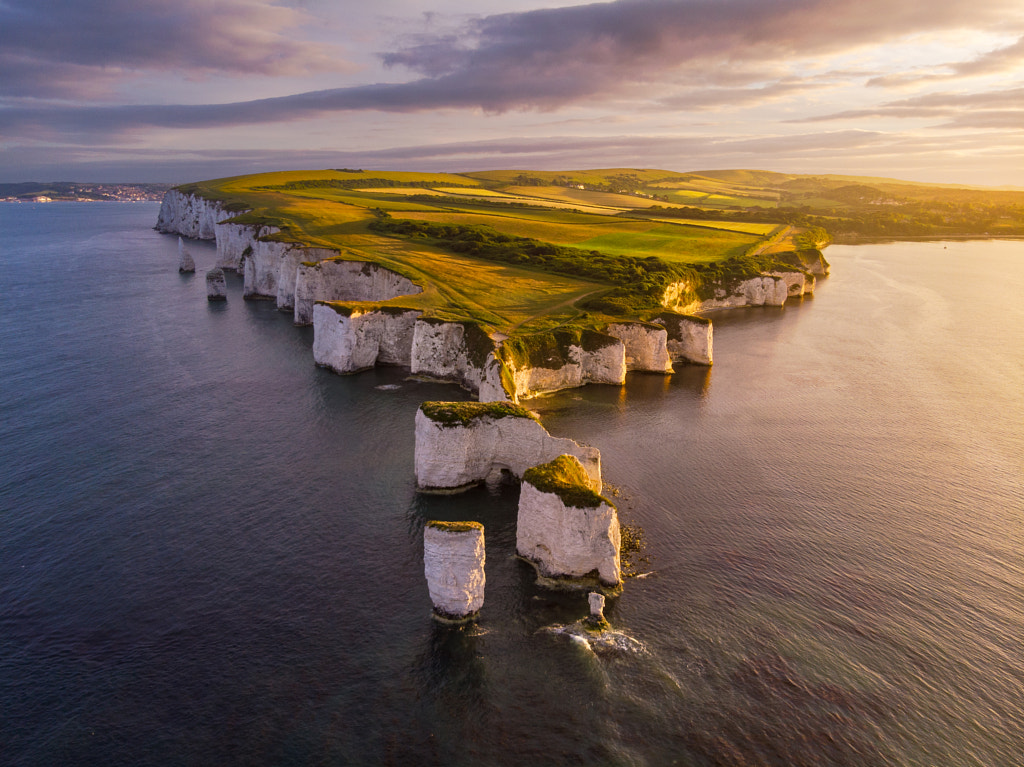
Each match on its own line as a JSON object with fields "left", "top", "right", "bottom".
{"left": 656, "top": 80, "right": 829, "bottom": 111}
{"left": 3, "top": 128, "right": 1021, "bottom": 186}
{"left": 868, "top": 35, "right": 1024, "bottom": 87}
{"left": 793, "top": 86, "right": 1024, "bottom": 122}
{"left": 4, "top": 0, "right": 1023, "bottom": 125}
{"left": 0, "top": 0, "right": 349, "bottom": 97}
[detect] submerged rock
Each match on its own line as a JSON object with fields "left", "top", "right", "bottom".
{"left": 205, "top": 267, "right": 226, "bottom": 301}
{"left": 177, "top": 237, "right": 195, "bottom": 273}
{"left": 423, "top": 520, "right": 485, "bottom": 621}
{"left": 541, "top": 622, "right": 645, "bottom": 655}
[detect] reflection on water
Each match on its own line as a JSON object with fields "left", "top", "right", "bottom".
{"left": 2, "top": 207, "right": 1022, "bottom": 766}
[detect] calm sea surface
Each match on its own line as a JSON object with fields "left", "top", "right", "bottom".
{"left": 1, "top": 203, "right": 1022, "bottom": 766}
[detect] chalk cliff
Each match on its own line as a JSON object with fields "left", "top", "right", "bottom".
{"left": 605, "top": 322, "right": 673, "bottom": 373}
{"left": 516, "top": 455, "right": 621, "bottom": 589}
{"left": 295, "top": 259, "right": 421, "bottom": 326}
{"left": 410, "top": 319, "right": 508, "bottom": 401}
{"left": 499, "top": 328, "right": 626, "bottom": 400}
{"left": 312, "top": 303, "right": 421, "bottom": 374}
{"left": 414, "top": 402, "right": 601, "bottom": 492}
{"left": 659, "top": 253, "right": 825, "bottom": 314}
{"left": 156, "top": 190, "right": 240, "bottom": 240}
{"left": 653, "top": 312, "right": 713, "bottom": 366}
{"left": 424, "top": 520, "right": 486, "bottom": 621}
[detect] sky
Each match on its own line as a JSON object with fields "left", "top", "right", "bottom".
{"left": 1, "top": 0, "right": 1023, "bottom": 186}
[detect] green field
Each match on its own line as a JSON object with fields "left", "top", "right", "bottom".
{"left": 176, "top": 166, "right": 1021, "bottom": 334}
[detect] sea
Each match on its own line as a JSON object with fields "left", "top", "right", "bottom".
{"left": 1, "top": 202, "right": 1022, "bottom": 766}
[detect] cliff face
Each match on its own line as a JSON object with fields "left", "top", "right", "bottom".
{"left": 501, "top": 331, "right": 627, "bottom": 401}
{"left": 605, "top": 322, "right": 673, "bottom": 373}
{"left": 414, "top": 407, "right": 601, "bottom": 492}
{"left": 654, "top": 312, "right": 713, "bottom": 366}
{"left": 660, "top": 270, "right": 817, "bottom": 313}
{"left": 156, "top": 190, "right": 240, "bottom": 240}
{"left": 516, "top": 455, "right": 621, "bottom": 588}
{"left": 295, "top": 260, "right": 421, "bottom": 326}
{"left": 312, "top": 304, "right": 421, "bottom": 374}
{"left": 410, "top": 319, "right": 508, "bottom": 401}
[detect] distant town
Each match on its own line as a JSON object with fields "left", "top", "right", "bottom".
{"left": 0, "top": 182, "right": 172, "bottom": 203}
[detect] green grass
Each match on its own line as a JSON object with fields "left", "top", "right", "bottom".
{"left": 419, "top": 401, "right": 536, "bottom": 427}
{"left": 426, "top": 520, "right": 483, "bottom": 533}
{"left": 522, "top": 455, "right": 612, "bottom": 509}
{"left": 168, "top": 167, "right": 844, "bottom": 333}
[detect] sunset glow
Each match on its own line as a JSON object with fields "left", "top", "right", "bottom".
{"left": 1, "top": 0, "right": 1022, "bottom": 184}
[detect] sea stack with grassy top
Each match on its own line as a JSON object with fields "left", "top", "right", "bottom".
{"left": 516, "top": 455, "right": 621, "bottom": 589}
{"left": 414, "top": 401, "right": 601, "bottom": 492}
{"left": 423, "top": 520, "right": 486, "bottom": 621}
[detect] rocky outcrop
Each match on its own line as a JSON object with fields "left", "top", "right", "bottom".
{"left": 415, "top": 402, "right": 601, "bottom": 492}
{"left": 653, "top": 312, "right": 713, "bottom": 366}
{"left": 424, "top": 520, "right": 485, "bottom": 621}
{"left": 312, "top": 303, "right": 421, "bottom": 374}
{"left": 500, "top": 329, "right": 626, "bottom": 400}
{"left": 516, "top": 455, "right": 621, "bottom": 589}
{"left": 206, "top": 268, "right": 226, "bottom": 301}
{"left": 157, "top": 190, "right": 239, "bottom": 240}
{"left": 294, "top": 259, "right": 421, "bottom": 326}
{"left": 605, "top": 322, "right": 672, "bottom": 373}
{"left": 177, "top": 237, "right": 195, "bottom": 273}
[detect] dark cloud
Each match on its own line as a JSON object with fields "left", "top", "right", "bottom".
{"left": 0, "top": 0, "right": 347, "bottom": 97}
{"left": 3, "top": 0, "right": 1022, "bottom": 128}
{"left": 379, "top": 0, "right": 1021, "bottom": 106}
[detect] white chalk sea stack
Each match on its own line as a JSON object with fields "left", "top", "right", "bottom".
{"left": 205, "top": 268, "right": 226, "bottom": 301}
{"left": 424, "top": 520, "right": 486, "bottom": 621}
{"left": 414, "top": 401, "right": 601, "bottom": 492}
{"left": 516, "top": 455, "right": 621, "bottom": 589}
{"left": 177, "top": 237, "right": 195, "bottom": 273}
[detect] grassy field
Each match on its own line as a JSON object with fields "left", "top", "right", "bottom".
{"left": 176, "top": 165, "right": 1021, "bottom": 333}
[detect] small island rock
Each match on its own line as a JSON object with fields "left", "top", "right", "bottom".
{"left": 424, "top": 520, "right": 485, "bottom": 621}
{"left": 178, "top": 237, "right": 195, "bottom": 273}
{"left": 206, "top": 267, "right": 227, "bottom": 301}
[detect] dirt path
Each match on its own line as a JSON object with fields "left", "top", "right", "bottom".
{"left": 750, "top": 225, "right": 793, "bottom": 256}
{"left": 505, "top": 287, "right": 608, "bottom": 333}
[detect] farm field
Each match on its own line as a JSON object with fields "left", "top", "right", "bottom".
{"left": 175, "top": 166, "right": 1021, "bottom": 332}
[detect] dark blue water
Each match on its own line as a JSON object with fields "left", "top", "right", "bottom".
{"left": 2, "top": 204, "right": 1022, "bottom": 766}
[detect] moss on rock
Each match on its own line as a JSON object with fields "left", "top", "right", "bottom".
{"left": 501, "top": 326, "right": 619, "bottom": 370}
{"left": 523, "top": 455, "right": 613, "bottom": 510}
{"left": 419, "top": 400, "right": 536, "bottom": 428}
{"left": 426, "top": 520, "right": 483, "bottom": 533}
